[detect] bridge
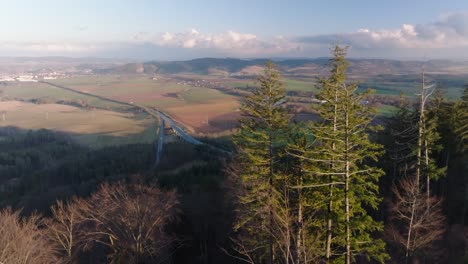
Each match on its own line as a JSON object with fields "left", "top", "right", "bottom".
{"left": 152, "top": 110, "right": 203, "bottom": 166}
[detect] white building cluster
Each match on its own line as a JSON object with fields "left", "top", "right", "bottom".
{"left": 0, "top": 72, "right": 64, "bottom": 82}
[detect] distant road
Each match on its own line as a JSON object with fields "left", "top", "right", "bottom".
{"left": 155, "top": 118, "right": 165, "bottom": 166}
{"left": 42, "top": 80, "right": 205, "bottom": 165}
{"left": 41, "top": 81, "right": 136, "bottom": 108}
{"left": 157, "top": 111, "right": 203, "bottom": 145}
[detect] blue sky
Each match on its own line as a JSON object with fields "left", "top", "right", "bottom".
{"left": 2, "top": 0, "right": 468, "bottom": 59}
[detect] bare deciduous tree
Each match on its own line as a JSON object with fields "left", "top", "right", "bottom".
{"left": 46, "top": 198, "right": 86, "bottom": 263}
{"left": 0, "top": 208, "right": 56, "bottom": 264}
{"left": 386, "top": 177, "right": 446, "bottom": 263}
{"left": 79, "top": 182, "right": 179, "bottom": 263}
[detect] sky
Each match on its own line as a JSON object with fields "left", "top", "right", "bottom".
{"left": 2, "top": 0, "right": 468, "bottom": 60}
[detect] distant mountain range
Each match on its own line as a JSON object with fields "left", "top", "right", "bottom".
{"left": 1, "top": 57, "right": 468, "bottom": 77}
{"left": 97, "top": 58, "right": 468, "bottom": 77}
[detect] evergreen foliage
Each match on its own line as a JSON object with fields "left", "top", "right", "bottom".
{"left": 233, "top": 61, "right": 290, "bottom": 263}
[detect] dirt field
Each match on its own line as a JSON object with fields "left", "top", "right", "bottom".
{"left": 165, "top": 98, "right": 239, "bottom": 133}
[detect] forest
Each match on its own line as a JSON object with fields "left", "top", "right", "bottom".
{"left": 0, "top": 46, "right": 467, "bottom": 264}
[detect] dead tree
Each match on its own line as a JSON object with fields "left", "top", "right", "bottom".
{"left": 386, "top": 177, "right": 446, "bottom": 263}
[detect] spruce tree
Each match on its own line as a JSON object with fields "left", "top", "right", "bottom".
{"left": 423, "top": 91, "right": 446, "bottom": 197}
{"left": 312, "top": 46, "right": 387, "bottom": 263}
{"left": 233, "top": 61, "right": 290, "bottom": 263}
{"left": 286, "top": 122, "right": 327, "bottom": 262}
{"left": 385, "top": 95, "right": 419, "bottom": 180}
{"left": 456, "top": 85, "right": 468, "bottom": 150}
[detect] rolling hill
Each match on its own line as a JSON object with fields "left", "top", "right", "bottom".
{"left": 98, "top": 58, "right": 468, "bottom": 77}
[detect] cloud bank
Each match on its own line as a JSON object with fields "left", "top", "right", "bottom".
{"left": 297, "top": 12, "right": 468, "bottom": 50}
{"left": 2, "top": 12, "right": 468, "bottom": 59}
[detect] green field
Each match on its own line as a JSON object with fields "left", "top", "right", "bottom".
{"left": 283, "top": 78, "right": 318, "bottom": 92}
{"left": 52, "top": 75, "right": 234, "bottom": 107}
{"left": 0, "top": 101, "right": 156, "bottom": 148}
{"left": 225, "top": 74, "right": 465, "bottom": 98}
{"left": 0, "top": 81, "right": 158, "bottom": 147}
{"left": 225, "top": 78, "right": 319, "bottom": 92}
{"left": 0, "top": 82, "right": 131, "bottom": 110}
{"left": 376, "top": 104, "right": 399, "bottom": 117}
{"left": 76, "top": 119, "right": 158, "bottom": 148}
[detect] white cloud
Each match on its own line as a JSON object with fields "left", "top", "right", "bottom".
{"left": 131, "top": 29, "right": 299, "bottom": 56}
{"left": 296, "top": 11, "right": 468, "bottom": 51}
{"left": 3, "top": 12, "right": 468, "bottom": 59}
{"left": 126, "top": 12, "right": 468, "bottom": 58}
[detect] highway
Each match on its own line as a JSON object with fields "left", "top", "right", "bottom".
{"left": 155, "top": 118, "right": 165, "bottom": 166}
{"left": 41, "top": 81, "right": 205, "bottom": 166}
{"left": 157, "top": 111, "right": 203, "bottom": 145}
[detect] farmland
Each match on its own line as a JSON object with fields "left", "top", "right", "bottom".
{"left": 0, "top": 82, "right": 157, "bottom": 147}
{"left": 0, "top": 81, "right": 131, "bottom": 111}
{"left": 0, "top": 101, "right": 156, "bottom": 147}
{"left": 1, "top": 59, "right": 465, "bottom": 141}
{"left": 51, "top": 76, "right": 240, "bottom": 133}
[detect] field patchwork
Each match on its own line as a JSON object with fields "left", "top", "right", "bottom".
{"left": 0, "top": 101, "right": 156, "bottom": 147}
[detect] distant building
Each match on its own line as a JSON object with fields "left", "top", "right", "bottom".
{"left": 0, "top": 77, "right": 15, "bottom": 82}
{"left": 16, "top": 75, "right": 37, "bottom": 82}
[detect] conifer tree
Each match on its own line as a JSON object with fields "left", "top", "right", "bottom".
{"left": 233, "top": 61, "right": 290, "bottom": 264}
{"left": 423, "top": 90, "right": 446, "bottom": 197}
{"left": 324, "top": 46, "right": 388, "bottom": 264}
{"left": 385, "top": 95, "right": 419, "bottom": 180}
{"left": 288, "top": 46, "right": 388, "bottom": 263}
{"left": 286, "top": 122, "right": 326, "bottom": 263}
{"left": 456, "top": 85, "right": 468, "bottom": 150}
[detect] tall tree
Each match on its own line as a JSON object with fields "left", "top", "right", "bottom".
{"left": 450, "top": 85, "right": 468, "bottom": 225}
{"left": 415, "top": 72, "right": 446, "bottom": 197}
{"left": 288, "top": 46, "right": 388, "bottom": 263}
{"left": 383, "top": 95, "right": 418, "bottom": 181}
{"left": 286, "top": 122, "right": 325, "bottom": 263}
{"left": 233, "top": 61, "right": 290, "bottom": 264}
{"left": 455, "top": 85, "right": 468, "bottom": 151}
{"left": 313, "top": 46, "right": 387, "bottom": 263}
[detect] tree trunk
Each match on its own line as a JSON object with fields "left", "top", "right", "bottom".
{"left": 416, "top": 72, "right": 425, "bottom": 189}
{"left": 296, "top": 186, "right": 303, "bottom": 264}
{"left": 425, "top": 139, "right": 430, "bottom": 198}
{"left": 326, "top": 176, "right": 333, "bottom": 262}
{"left": 269, "top": 131, "right": 274, "bottom": 264}
{"left": 405, "top": 195, "right": 416, "bottom": 264}
{"left": 345, "top": 103, "right": 351, "bottom": 264}
{"left": 326, "top": 88, "right": 339, "bottom": 262}
{"left": 345, "top": 160, "right": 351, "bottom": 264}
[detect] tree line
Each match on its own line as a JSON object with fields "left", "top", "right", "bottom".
{"left": 229, "top": 46, "right": 467, "bottom": 263}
